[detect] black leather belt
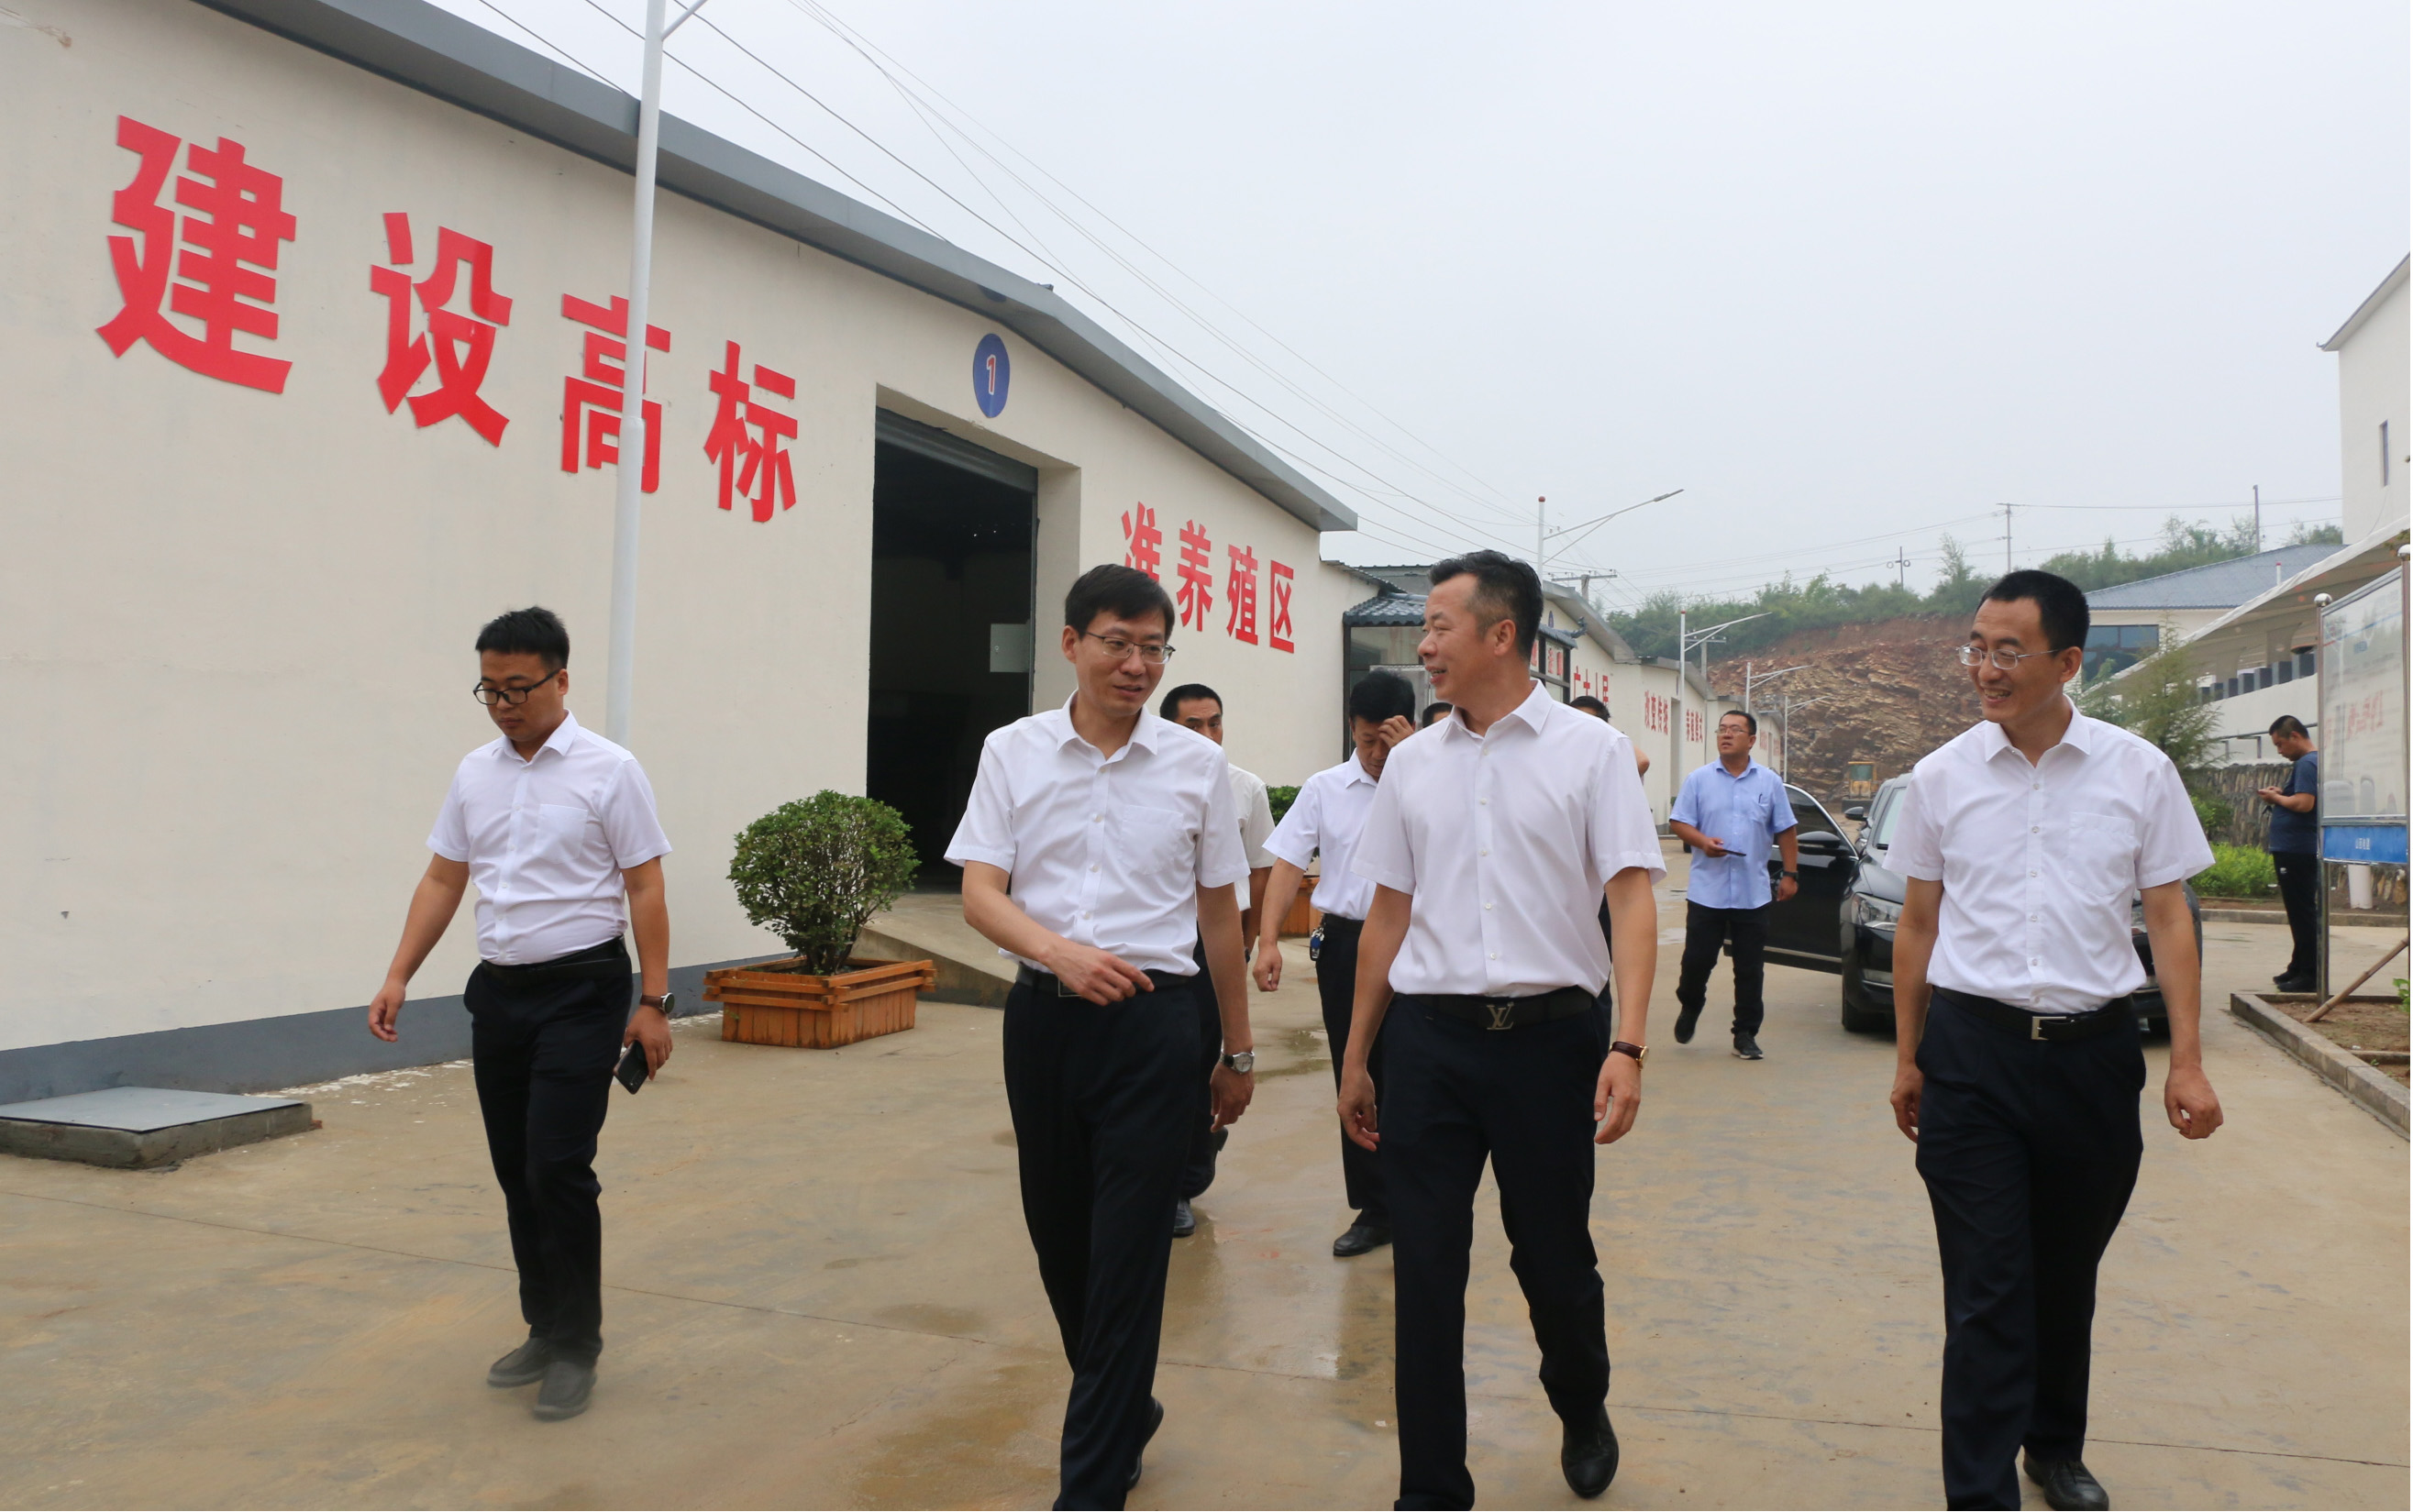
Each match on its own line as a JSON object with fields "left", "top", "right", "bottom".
{"left": 1411, "top": 986, "right": 1598, "bottom": 1031}
{"left": 1934, "top": 986, "right": 2133, "bottom": 1042}
{"left": 1014, "top": 965, "right": 1194, "bottom": 999}
{"left": 479, "top": 936, "right": 627, "bottom": 981}
{"left": 1319, "top": 914, "right": 1364, "bottom": 936}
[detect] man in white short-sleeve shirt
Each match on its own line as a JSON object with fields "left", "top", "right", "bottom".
{"left": 1157, "top": 680, "right": 1278, "bottom": 1232}
{"left": 1887, "top": 571, "right": 2221, "bottom": 1512}
{"left": 366, "top": 607, "right": 672, "bottom": 1423}
{"left": 1336, "top": 553, "right": 1663, "bottom": 1509}
{"left": 1254, "top": 670, "right": 1418, "bottom": 1259}
{"left": 946, "top": 565, "right": 1256, "bottom": 1506}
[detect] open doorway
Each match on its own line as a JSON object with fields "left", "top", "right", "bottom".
{"left": 868, "top": 411, "right": 1036, "bottom": 880}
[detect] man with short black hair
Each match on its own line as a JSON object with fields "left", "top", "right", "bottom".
{"left": 1255, "top": 670, "right": 1417, "bottom": 1257}
{"left": 1421, "top": 701, "right": 1453, "bottom": 728}
{"left": 2256, "top": 714, "right": 2319, "bottom": 992}
{"left": 1889, "top": 569, "right": 2221, "bottom": 1511}
{"left": 367, "top": 607, "right": 673, "bottom": 1422}
{"left": 1339, "top": 549, "right": 1662, "bottom": 1507}
{"left": 1157, "top": 681, "right": 1277, "bottom": 1234}
{"left": 947, "top": 564, "right": 1256, "bottom": 1506}
{"left": 1668, "top": 709, "right": 1799, "bottom": 1060}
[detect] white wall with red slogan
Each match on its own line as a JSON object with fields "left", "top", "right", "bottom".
{"left": 0, "top": 0, "right": 1354, "bottom": 1061}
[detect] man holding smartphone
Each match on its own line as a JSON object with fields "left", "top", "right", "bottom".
{"left": 367, "top": 607, "right": 673, "bottom": 1423}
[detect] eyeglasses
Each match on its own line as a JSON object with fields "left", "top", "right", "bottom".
{"left": 1081, "top": 632, "right": 1176, "bottom": 665}
{"left": 472, "top": 677, "right": 557, "bottom": 707}
{"left": 1956, "top": 645, "right": 2053, "bottom": 672}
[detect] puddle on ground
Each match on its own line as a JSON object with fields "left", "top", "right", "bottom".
{"left": 873, "top": 1301, "right": 989, "bottom": 1337}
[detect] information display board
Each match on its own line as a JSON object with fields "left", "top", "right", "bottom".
{"left": 2319, "top": 566, "right": 2407, "bottom": 866}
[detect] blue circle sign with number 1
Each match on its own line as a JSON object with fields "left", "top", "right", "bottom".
{"left": 973, "top": 333, "right": 1011, "bottom": 417}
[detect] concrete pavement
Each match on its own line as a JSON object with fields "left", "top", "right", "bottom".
{"left": 0, "top": 868, "right": 2403, "bottom": 1508}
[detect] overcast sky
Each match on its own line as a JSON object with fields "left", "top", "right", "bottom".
{"left": 436, "top": 0, "right": 2407, "bottom": 608}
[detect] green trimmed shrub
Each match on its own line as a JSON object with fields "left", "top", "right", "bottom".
{"left": 729, "top": 791, "right": 919, "bottom": 976}
{"left": 2192, "top": 843, "right": 2275, "bottom": 899}
{"left": 1267, "top": 784, "right": 1301, "bottom": 824}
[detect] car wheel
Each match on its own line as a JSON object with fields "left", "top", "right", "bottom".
{"left": 1840, "top": 955, "right": 1891, "bottom": 1035}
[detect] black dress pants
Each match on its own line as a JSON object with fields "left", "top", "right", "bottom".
{"left": 1315, "top": 918, "right": 1386, "bottom": 1225}
{"left": 1181, "top": 941, "right": 1224, "bottom": 1200}
{"left": 463, "top": 938, "right": 628, "bottom": 1366}
{"left": 2273, "top": 850, "right": 2320, "bottom": 982}
{"left": 1675, "top": 900, "right": 1768, "bottom": 1038}
{"left": 1384, "top": 997, "right": 1611, "bottom": 1511}
{"left": 1003, "top": 970, "right": 1201, "bottom": 1511}
{"left": 1915, "top": 990, "right": 2145, "bottom": 1510}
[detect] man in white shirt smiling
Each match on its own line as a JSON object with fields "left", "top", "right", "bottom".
{"left": 1337, "top": 552, "right": 1663, "bottom": 1509}
{"left": 1254, "top": 669, "right": 1418, "bottom": 1259}
{"left": 946, "top": 565, "right": 1256, "bottom": 1508}
{"left": 366, "top": 607, "right": 673, "bottom": 1423}
{"left": 1887, "top": 570, "right": 2221, "bottom": 1512}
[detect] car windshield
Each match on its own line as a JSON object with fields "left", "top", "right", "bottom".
{"left": 1865, "top": 789, "right": 1904, "bottom": 849}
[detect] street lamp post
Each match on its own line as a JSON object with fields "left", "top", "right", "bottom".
{"left": 603, "top": 0, "right": 710, "bottom": 746}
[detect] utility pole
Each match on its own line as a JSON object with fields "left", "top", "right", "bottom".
{"left": 1999, "top": 502, "right": 2015, "bottom": 573}
{"left": 603, "top": 0, "right": 709, "bottom": 746}
{"left": 1892, "top": 545, "right": 1910, "bottom": 589}
{"left": 1534, "top": 495, "right": 1547, "bottom": 575}
{"left": 2253, "top": 484, "right": 2262, "bottom": 552}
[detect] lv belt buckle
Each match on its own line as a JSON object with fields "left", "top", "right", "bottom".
{"left": 1484, "top": 998, "right": 1515, "bottom": 1031}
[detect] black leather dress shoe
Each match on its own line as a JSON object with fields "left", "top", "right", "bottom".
{"left": 2023, "top": 1452, "right": 2109, "bottom": 1510}
{"left": 532, "top": 1357, "right": 595, "bottom": 1421}
{"left": 1732, "top": 1033, "right": 1765, "bottom": 1060}
{"left": 1673, "top": 1004, "right": 1701, "bottom": 1043}
{"left": 486, "top": 1335, "right": 553, "bottom": 1388}
{"left": 1128, "top": 1397, "right": 1164, "bottom": 1492}
{"left": 1561, "top": 1404, "right": 1620, "bottom": 1498}
{"left": 1332, "top": 1220, "right": 1393, "bottom": 1258}
{"left": 2273, "top": 975, "right": 2315, "bottom": 994}
{"left": 1172, "top": 1197, "right": 1197, "bottom": 1237}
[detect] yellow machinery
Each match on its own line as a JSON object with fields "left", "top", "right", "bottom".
{"left": 1843, "top": 761, "right": 1876, "bottom": 801}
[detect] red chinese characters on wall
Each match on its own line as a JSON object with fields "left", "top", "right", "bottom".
{"left": 371, "top": 213, "right": 512, "bottom": 444}
{"left": 96, "top": 116, "right": 297, "bottom": 392}
{"left": 559, "top": 293, "right": 670, "bottom": 492}
{"left": 701, "top": 341, "right": 798, "bottom": 522}
{"left": 1176, "top": 521, "right": 1215, "bottom": 630}
{"left": 1267, "top": 560, "right": 1295, "bottom": 653}
{"left": 1122, "top": 502, "right": 1163, "bottom": 579}
{"left": 1643, "top": 690, "right": 1670, "bottom": 734}
{"left": 1224, "top": 545, "right": 1259, "bottom": 645}
{"left": 1686, "top": 708, "right": 1704, "bottom": 744}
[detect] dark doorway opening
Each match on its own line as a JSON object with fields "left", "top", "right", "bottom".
{"left": 869, "top": 412, "right": 1036, "bottom": 881}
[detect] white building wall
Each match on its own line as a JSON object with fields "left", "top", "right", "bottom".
{"left": 0, "top": 0, "right": 1344, "bottom": 1057}
{"left": 2335, "top": 269, "right": 2410, "bottom": 543}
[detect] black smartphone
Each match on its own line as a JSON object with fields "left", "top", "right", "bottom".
{"left": 614, "top": 1041, "right": 648, "bottom": 1094}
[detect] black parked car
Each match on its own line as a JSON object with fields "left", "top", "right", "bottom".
{"left": 1757, "top": 777, "right": 2198, "bottom": 1036}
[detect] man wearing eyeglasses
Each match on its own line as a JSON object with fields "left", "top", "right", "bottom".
{"left": 366, "top": 606, "right": 673, "bottom": 1423}
{"left": 1888, "top": 570, "right": 2220, "bottom": 1512}
{"left": 946, "top": 564, "right": 1256, "bottom": 1507}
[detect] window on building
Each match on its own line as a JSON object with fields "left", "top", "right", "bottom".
{"left": 2298, "top": 648, "right": 2316, "bottom": 679}
{"left": 2277, "top": 659, "right": 2293, "bottom": 684}
{"left": 2385, "top": 420, "right": 2392, "bottom": 488}
{"left": 2081, "top": 624, "right": 2160, "bottom": 681}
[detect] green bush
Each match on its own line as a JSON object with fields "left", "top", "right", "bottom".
{"left": 2193, "top": 843, "right": 2275, "bottom": 899}
{"left": 1267, "top": 784, "right": 1301, "bottom": 824}
{"left": 728, "top": 790, "right": 919, "bottom": 976}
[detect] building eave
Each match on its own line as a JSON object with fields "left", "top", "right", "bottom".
{"left": 2319, "top": 254, "right": 2411, "bottom": 352}
{"left": 190, "top": 0, "right": 1357, "bottom": 534}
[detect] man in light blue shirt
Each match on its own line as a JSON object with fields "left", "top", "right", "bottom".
{"left": 1667, "top": 710, "right": 1799, "bottom": 1059}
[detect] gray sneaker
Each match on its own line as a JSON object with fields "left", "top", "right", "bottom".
{"left": 532, "top": 1356, "right": 595, "bottom": 1420}
{"left": 1732, "top": 1034, "right": 1765, "bottom": 1061}
{"left": 486, "top": 1336, "right": 553, "bottom": 1388}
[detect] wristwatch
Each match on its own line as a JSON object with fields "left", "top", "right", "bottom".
{"left": 1780, "top": 870, "right": 1800, "bottom": 880}
{"left": 639, "top": 992, "right": 675, "bottom": 1015}
{"left": 1609, "top": 1040, "right": 1647, "bottom": 1065}
{"left": 1221, "top": 1049, "right": 1256, "bottom": 1075}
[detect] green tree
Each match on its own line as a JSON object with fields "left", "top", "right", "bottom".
{"left": 2078, "top": 629, "right": 2224, "bottom": 823}
{"left": 728, "top": 791, "right": 920, "bottom": 976}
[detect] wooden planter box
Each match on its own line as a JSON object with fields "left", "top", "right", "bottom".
{"left": 703, "top": 955, "right": 936, "bottom": 1049}
{"left": 1280, "top": 886, "right": 1321, "bottom": 938}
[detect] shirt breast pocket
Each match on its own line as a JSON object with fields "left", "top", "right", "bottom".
{"left": 1110, "top": 804, "right": 1194, "bottom": 882}
{"left": 2063, "top": 811, "right": 2137, "bottom": 899}
{"left": 536, "top": 802, "right": 600, "bottom": 865}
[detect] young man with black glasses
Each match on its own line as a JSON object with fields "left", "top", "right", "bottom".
{"left": 1337, "top": 551, "right": 1662, "bottom": 1509}
{"left": 1888, "top": 570, "right": 2221, "bottom": 1511}
{"left": 946, "top": 565, "right": 1256, "bottom": 1508}
{"left": 366, "top": 607, "right": 673, "bottom": 1422}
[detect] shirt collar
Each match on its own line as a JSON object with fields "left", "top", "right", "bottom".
{"left": 1444, "top": 679, "right": 1553, "bottom": 740}
{"left": 1345, "top": 753, "right": 1378, "bottom": 787}
{"left": 499, "top": 710, "right": 581, "bottom": 766}
{"left": 1977, "top": 695, "right": 2090, "bottom": 764}
{"left": 1709, "top": 756, "right": 1762, "bottom": 781}
{"left": 1053, "top": 693, "right": 1160, "bottom": 757}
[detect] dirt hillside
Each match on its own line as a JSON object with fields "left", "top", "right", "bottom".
{"left": 1707, "top": 616, "right": 1980, "bottom": 807}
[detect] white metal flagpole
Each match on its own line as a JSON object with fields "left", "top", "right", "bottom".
{"left": 604, "top": 0, "right": 683, "bottom": 747}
